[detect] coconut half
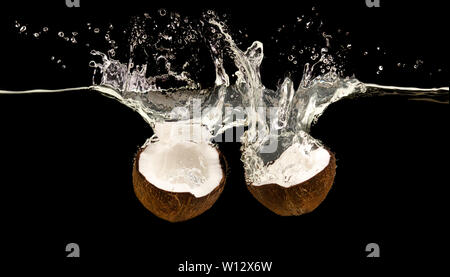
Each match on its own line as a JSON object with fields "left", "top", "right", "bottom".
{"left": 247, "top": 143, "right": 336, "bottom": 216}
{"left": 133, "top": 140, "right": 227, "bottom": 222}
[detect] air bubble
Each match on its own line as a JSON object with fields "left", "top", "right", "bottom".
{"left": 19, "top": 26, "right": 26, "bottom": 32}
{"left": 33, "top": 33, "right": 40, "bottom": 38}
{"left": 42, "top": 27, "right": 49, "bottom": 32}
{"left": 378, "top": 65, "right": 383, "bottom": 71}
{"left": 58, "top": 32, "right": 64, "bottom": 37}
{"left": 94, "top": 28, "right": 100, "bottom": 33}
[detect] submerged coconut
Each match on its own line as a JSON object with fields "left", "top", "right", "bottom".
{"left": 246, "top": 144, "right": 336, "bottom": 216}
{"left": 133, "top": 123, "right": 227, "bottom": 222}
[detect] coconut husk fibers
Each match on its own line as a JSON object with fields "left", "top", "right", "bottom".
{"left": 247, "top": 150, "right": 336, "bottom": 216}
{"left": 132, "top": 147, "right": 227, "bottom": 223}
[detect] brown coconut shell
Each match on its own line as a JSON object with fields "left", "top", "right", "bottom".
{"left": 247, "top": 150, "right": 336, "bottom": 216}
{"left": 132, "top": 147, "right": 227, "bottom": 223}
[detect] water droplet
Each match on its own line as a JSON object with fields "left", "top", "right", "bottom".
{"left": 70, "top": 37, "right": 77, "bottom": 43}
{"left": 94, "top": 28, "right": 100, "bottom": 33}
{"left": 72, "top": 32, "right": 78, "bottom": 36}
{"left": 42, "top": 27, "right": 49, "bottom": 32}
{"left": 50, "top": 56, "right": 55, "bottom": 61}
{"left": 287, "top": 55, "right": 295, "bottom": 61}
{"left": 61, "top": 65, "right": 66, "bottom": 69}
{"left": 293, "top": 60, "right": 297, "bottom": 64}
{"left": 57, "top": 59, "right": 61, "bottom": 64}
{"left": 33, "top": 33, "right": 40, "bottom": 38}
{"left": 19, "top": 26, "right": 26, "bottom": 33}
{"left": 159, "top": 9, "right": 167, "bottom": 16}
{"left": 378, "top": 65, "right": 383, "bottom": 70}
{"left": 397, "top": 63, "right": 402, "bottom": 67}
{"left": 58, "top": 31, "right": 64, "bottom": 37}
{"left": 363, "top": 51, "right": 368, "bottom": 56}
{"left": 376, "top": 46, "right": 381, "bottom": 51}
{"left": 15, "top": 22, "right": 20, "bottom": 28}
{"left": 346, "top": 44, "right": 352, "bottom": 49}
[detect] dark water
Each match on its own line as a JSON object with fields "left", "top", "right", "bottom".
{"left": 0, "top": 86, "right": 447, "bottom": 271}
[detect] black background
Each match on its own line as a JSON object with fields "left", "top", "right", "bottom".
{"left": 0, "top": 0, "right": 448, "bottom": 274}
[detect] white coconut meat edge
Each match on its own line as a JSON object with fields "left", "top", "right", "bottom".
{"left": 254, "top": 143, "right": 330, "bottom": 187}
{"left": 138, "top": 140, "right": 223, "bottom": 198}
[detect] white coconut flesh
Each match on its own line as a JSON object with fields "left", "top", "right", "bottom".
{"left": 254, "top": 143, "right": 330, "bottom": 187}
{"left": 138, "top": 141, "right": 223, "bottom": 198}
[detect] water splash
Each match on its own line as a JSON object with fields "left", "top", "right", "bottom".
{"left": 3, "top": 12, "right": 449, "bottom": 186}
{"left": 84, "top": 16, "right": 371, "bottom": 185}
